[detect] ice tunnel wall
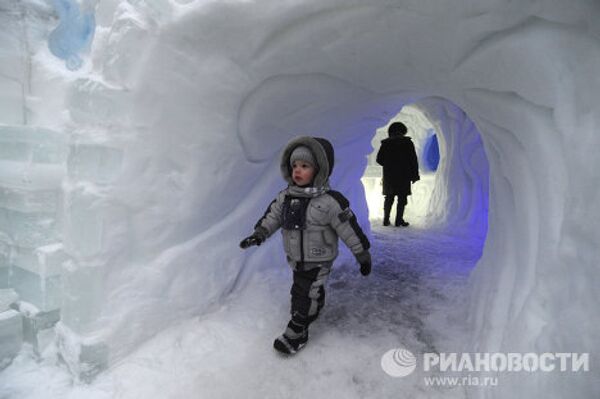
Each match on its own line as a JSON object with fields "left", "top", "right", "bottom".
{"left": 417, "top": 98, "right": 490, "bottom": 233}
{"left": 1, "top": 1, "right": 599, "bottom": 396}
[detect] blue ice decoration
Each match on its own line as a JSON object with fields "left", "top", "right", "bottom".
{"left": 48, "top": 0, "right": 96, "bottom": 70}
{"left": 423, "top": 132, "right": 440, "bottom": 171}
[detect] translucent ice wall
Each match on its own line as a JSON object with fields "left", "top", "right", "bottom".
{"left": 2, "top": 0, "right": 600, "bottom": 397}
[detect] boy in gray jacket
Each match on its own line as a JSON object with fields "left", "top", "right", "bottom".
{"left": 240, "top": 136, "right": 372, "bottom": 355}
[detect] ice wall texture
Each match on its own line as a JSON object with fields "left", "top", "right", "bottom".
{"left": 2, "top": 0, "right": 599, "bottom": 396}
{"left": 420, "top": 99, "right": 490, "bottom": 233}
{"left": 0, "top": 1, "right": 28, "bottom": 125}
{"left": 0, "top": 0, "right": 70, "bottom": 366}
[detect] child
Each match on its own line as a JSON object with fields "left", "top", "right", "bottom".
{"left": 239, "top": 136, "right": 372, "bottom": 355}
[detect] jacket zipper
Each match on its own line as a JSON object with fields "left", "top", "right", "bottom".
{"left": 300, "top": 198, "right": 310, "bottom": 265}
{"left": 300, "top": 229, "right": 304, "bottom": 264}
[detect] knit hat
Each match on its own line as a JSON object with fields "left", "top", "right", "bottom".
{"left": 289, "top": 145, "right": 316, "bottom": 167}
{"left": 281, "top": 136, "right": 334, "bottom": 188}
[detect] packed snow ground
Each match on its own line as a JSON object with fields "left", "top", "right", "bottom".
{"left": 0, "top": 221, "right": 485, "bottom": 399}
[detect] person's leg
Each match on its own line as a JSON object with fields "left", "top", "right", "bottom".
{"left": 395, "top": 195, "right": 409, "bottom": 226}
{"left": 275, "top": 263, "right": 331, "bottom": 353}
{"left": 383, "top": 195, "right": 394, "bottom": 226}
{"left": 304, "top": 266, "right": 330, "bottom": 323}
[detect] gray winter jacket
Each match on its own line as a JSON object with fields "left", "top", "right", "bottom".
{"left": 254, "top": 136, "right": 370, "bottom": 265}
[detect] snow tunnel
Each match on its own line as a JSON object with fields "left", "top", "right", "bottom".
{"left": 0, "top": 1, "right": 599, "bottom": 398}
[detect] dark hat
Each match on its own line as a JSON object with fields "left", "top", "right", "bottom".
{"left": 388, "top": 122, "right": 408, "bottom": 137}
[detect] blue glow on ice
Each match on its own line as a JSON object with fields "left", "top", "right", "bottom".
{"left": 48, "top": 0, "right": 96, "bottom": 70}
{"left": 423, "top": 132, "right": 440, "bottom": 171}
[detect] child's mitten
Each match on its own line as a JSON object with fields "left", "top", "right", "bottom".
{"left": 239, "top": 227, "right": 268, "bottom": 249}
{"left": 356, "top": 250, "right": 372, "bottom": 276}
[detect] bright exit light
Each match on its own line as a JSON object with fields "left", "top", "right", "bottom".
{"left": 362, "top": 105, "right": 439, "bottom": 225}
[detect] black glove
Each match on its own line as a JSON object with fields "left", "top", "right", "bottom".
{"left": 239, "top": 228, "right": 267, "bottom": 249}
{"left": 356, "top": 250, "right": 372, "bottom": 276}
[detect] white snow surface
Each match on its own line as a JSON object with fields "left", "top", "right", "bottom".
{"left": 0, "top": 225, "right": 482, "bottom": 398}
{"left": 0, "top": 0, "right": 599, "bottom": 398}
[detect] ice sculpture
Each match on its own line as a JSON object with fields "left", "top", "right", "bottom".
{"left": 48, "top": 0, "right": 96, "bottom": 70}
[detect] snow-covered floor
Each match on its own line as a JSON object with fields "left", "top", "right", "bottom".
{"left": 0, "top": 222, "right": 485, "bottom": 399}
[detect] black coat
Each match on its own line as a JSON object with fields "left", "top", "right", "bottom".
{"left": 376, "top": 136, "right": 420, "bottom": 196}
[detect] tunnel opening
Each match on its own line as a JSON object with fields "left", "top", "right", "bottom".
{"left": 362, "top": 104, "right": 440, "bottom": 227}
{"left": 361, "top": 99, "right": 490, "bottom": 248}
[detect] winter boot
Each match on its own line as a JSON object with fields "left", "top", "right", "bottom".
{"left": 273, "top": 318, "right": 309, "bottom": 355}
{"left": 395, "top": 203, "right": 409, "bottom": 227}
{"left": 273, "top": 331, "right": 308, "bottom": 354}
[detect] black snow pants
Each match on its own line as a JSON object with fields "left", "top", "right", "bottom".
{"left": 285, "top": 262, "right": 332, "bottom": 339}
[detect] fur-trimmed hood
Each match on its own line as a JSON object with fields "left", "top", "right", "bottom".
{"left": 280, "top": 136, "right": 335, "bottom": 188}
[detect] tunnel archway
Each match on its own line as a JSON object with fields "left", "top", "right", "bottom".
{"left": 122, "top": 7, "right": 591, "bottom": 395}
{"left": 80, "top": 3, "right": 572, "bottom": 363}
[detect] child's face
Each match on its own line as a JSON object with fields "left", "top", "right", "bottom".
{"left": 291, "top": 160, "right": 316, "bottom": 186}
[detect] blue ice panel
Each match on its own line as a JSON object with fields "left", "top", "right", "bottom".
{"left": 424, "top": 132, "right": 440, "bottom": 171}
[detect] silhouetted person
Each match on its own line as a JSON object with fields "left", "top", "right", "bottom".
{"left": 376, "top": 122, "right": 420, "bottom": 227}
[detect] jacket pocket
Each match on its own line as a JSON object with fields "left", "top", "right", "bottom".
{"left": 307, "top": 203, "right": 329, "bottom": 226}
{"left": 306, "top": 229, "right": 335, "bottom": 259}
